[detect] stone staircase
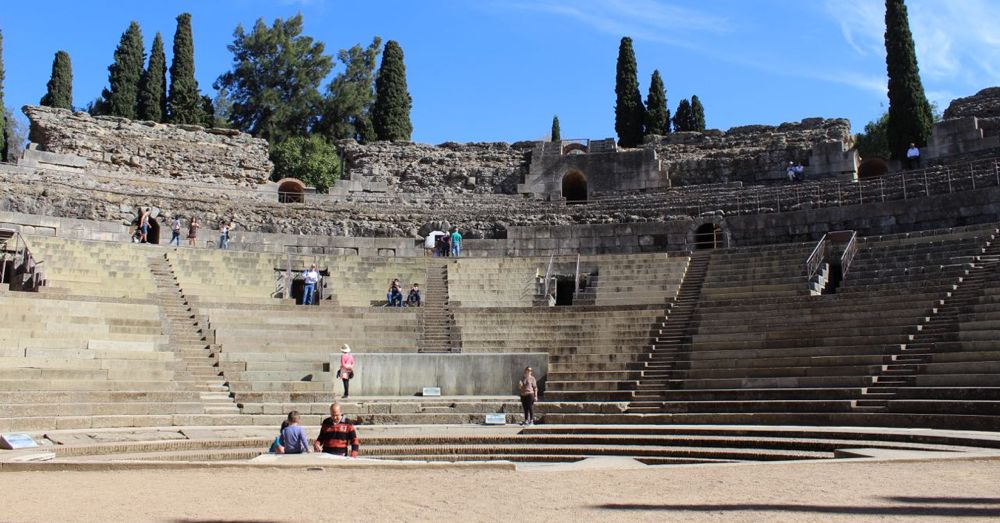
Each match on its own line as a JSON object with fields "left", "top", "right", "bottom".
{"left": 419, "top": 262, "right": 460, "bottom": 352}
{"left": 854, "top": 237, "right": 1000, "bottom": 411}
{"left": 628, "top": 251, "right": 711, "bottom": 410}
{"left": 148, "top": 253, "right": 239, "bottom": 415}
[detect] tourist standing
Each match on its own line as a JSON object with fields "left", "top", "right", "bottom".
{"left": 302, "top": 263, "right": 320, "bottom": 305}
{"left": 339, "top": 344, "right": 355, "bottom": 398}
{"left": 187, "top": 217, "right": 200, "bottom": 247}
{"left": 786, "top": 162, "right": 797, "bottom": 182}
{"left": 793, "top": 162, "right": 805, "bottom": 182}
{"left": 139, "top": 208, "right": 151, "bottom": 243}
{"left": 906, "top": 143, "right": 921, "bottom": 170}
{"left": 518, "top": 367, "right": 539, "bottom": 426}
{"left": 169, "top": 216, "right": 182, "bottom": 247}
{"left": 278, "top": 411, "right": 310, "bottom": 454}
{"left": 451, "top": 228, "right": 463, "bottom": 257}
{"left": 313, "top": 403, "right": 360, "bottom": 457}
{"left": 218, "top": 222, "right": 231, "bottom": 250}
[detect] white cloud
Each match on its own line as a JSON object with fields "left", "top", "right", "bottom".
{"left": 499, "top": 0, "right": 731, "bottom": 48}
{"left": 824, "top": 0, "right": 1000, "bottom": 88}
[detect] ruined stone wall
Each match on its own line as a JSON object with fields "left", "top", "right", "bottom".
{"left": 651, "top": 118, "right": 853, "bottom": 185}
{"left": 337, "top": 140, "right": 534, "bottom": 194}
{"left": 944, "top": 87, "right": 1000, "bottom": 119}
{"left": 23, "top": 105, "right": 272, "bottom": 186}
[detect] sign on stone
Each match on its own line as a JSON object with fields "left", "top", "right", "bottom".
{"left": 422, "top": 387, "right": 441, "bottom": 397}
{"left": 484, "top": 413, "right": 507, "bottom": 425}
{"left": 0, "top": 433, "right": 38, "bottom": 450}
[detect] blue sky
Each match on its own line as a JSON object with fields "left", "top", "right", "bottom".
{"left": 3, "top": 0, "right": 999, "bottom": 143}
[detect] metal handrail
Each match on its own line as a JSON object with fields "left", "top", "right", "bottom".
{"left": 839, "top": 231, "right": 859, "bottom": 280}
{"left": 805, "top": 233, "right": 829, "bottom": 277}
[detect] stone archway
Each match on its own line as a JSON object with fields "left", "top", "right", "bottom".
{"left": 562, "top": 143, "right": 587, "bottom": 155}
{"left": 694, "top": 223, "right": 722, "bottom": 250}
{"left": 277, "top": 178, "right": 306, "bottom": 203}
{"left": 562, "top": 171, "right": 588, "bottom": 203}
{"left": 858, "top": 157, "right": 890, "bottom": 179}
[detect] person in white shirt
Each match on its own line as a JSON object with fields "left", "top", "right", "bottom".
{"left": 786, "top": 161, "right": 797, "bottom": 182}
{"left": 906, "top": 143, "right": 920, "bottom": 170}
{"left": 302, "top": 264, "right": 320, "bottom": 305}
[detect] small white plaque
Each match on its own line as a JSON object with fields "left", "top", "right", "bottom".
{"left": 422, "top": 387, "right": 441, "bottom": 397}
{"left": 484, "top": 413, "right": 507, "bottom": 425}
{"left": 0, "top": 433, "right": 38, "bottom": 450}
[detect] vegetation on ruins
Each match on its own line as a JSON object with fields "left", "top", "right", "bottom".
{"left": 672, "top": 98, "right": 691, "bottom": 132}
{"left": 317, "top": 37, "right": 382, "bottom": 143}
{"left": 40, "top": 51, "right": 73, "bottom": 110}
{"left": 270, "top": 134, "right": 340, "bottom": 192}
{"left": 884, "top": 0, "right": 933, "bottom": 161}
{"left": 614, "top": 37, "right": 645, "bottom": 148}
{"left": 551, "top": 115, "right": 561, "bottom": 142}
{"left": 215, "top": 14, "right": 332, "bottom": 143}
{"left": 101, "top": 21, "right": 145, "bottom": 119}
{"left": 690, "top": 95, "right": 706, "bottom": 132}
{"left": 855, "top": 111, "right": 891, "bottom": 160}
{"left": 371, "top": 40, "right": 413, "bottom": 141}
{"left": 0, "top": 28, "right": 6, "bottom": 162}
{"left": 168, "top": 13, "right": 206, "bottom": 125}
{"left": 137, "top": 34, "right": 167, "bottom": 122}
{"left": 644, "top": 70, "right": 670, "bottom": 136}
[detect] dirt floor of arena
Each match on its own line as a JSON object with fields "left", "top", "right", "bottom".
{"left": 2, "top": 458, "right": 1000, "bottom": 522}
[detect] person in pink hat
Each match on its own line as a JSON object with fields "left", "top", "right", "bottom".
{"left": 339, "top": 344, "right": 355, "bottom": 398}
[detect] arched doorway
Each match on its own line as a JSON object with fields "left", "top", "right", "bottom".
{"left": 694, "top": 223, "right": 722, "bottom": 250}
{"left": 562, "top": 171, "right": 588, "bottom": 203}
{"left": 277, "top": 178, "right": 306, "bottom": 203}
{"left": 858, "top": 157, "right": 890, "bottom": 179}
{"left": 562, "top": 143, "right": 587, "bottom": 155}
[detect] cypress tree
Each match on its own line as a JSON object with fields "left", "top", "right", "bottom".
{"left": 884, "top": 0, "right": 933, "bottom": 161}
{"left": 0, "top": 28, "right": 6, "bottom": 162}
{"left": 40, "top": 51, "right": 73, "bottom": 110}
{"left": 690, "top": 95, "right": 706, "bottom": 132}
{"left": 673, "top": 98, "right": 691, "bottom": 132}
{"left": 102, "top": 21, "right": 145, "bottom": 119}
{"left": 614, "top": 37, "right": 645, "bottom": 147}
{"left": 168, "top": 13, "right": 205, "bottom": 124}
{"left": 371, "top": 40, "right": 413, "bottom": 141}
{"left": 138, "top": 33, "right": 167, "bottom": 122}
{"left": 551, "top": 115, "right": 561, "bottom": 141}
{"left": 644, "top": 69, "right": 669, "bottom": 136}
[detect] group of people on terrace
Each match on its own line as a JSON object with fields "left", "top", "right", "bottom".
{"left": 424, "top": 228, "right": 463, "bottom": 257}
{"left": 132, "top": 209, "right": 232, "bottom": 250}
{"left": 386, "top": 279, "right": 421, "bottom": 307}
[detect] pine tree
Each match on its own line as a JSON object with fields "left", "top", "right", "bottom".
{"left": 318, "top": 37, "right": 381, "bottom": 143}
{"left": 884, "top": 0, "right": 933, "bottom": 161}
{"left": 216, "top": 15, "right": 334, "bottom": 142}
{"left": 551, "top": 115, "right": 561, "bottom": 141}
{"left": 40, "top": 51, "right": 73, "bottom": 110}
{"left": 614, "top": 37, "right": 645, "bottom": 147}
{"left": 644, "top": 69, "right": 669, "bottom": 136}
{"left": 371, "top": 40, "right": 413, "bottom": 141}
{"left": 168, "top": 13, "right": 205, "bottom": 125}
{"left": 0, "top": 28, "right": 6, "bottom": 162}
{"left": 102, "top": 21, "right": 145, "bottom": 119}
{"left": 673, "top": 98, "right": 692, "bottom": 132}
{"left": 138, "top": 33, "right": 167, "bottom": 122}
{"left": 690, "top": 95, "right": 706, "bottom": 132}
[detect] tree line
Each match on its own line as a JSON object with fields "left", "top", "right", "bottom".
{"left": 33, "top": 13, "right": 413, "bottom": 192}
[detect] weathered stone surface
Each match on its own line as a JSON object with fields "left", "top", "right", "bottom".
{"left": 337, "top": 140, "right": 534, "bottom": 194}
{"left": 23, "top": 105, "right": 272, "bottom": 187}
{"left": 944, "top": 87, "right": 1000, "bottom": 119}
{"left": 650, "top": 118, "right": 853, "bottom": 185}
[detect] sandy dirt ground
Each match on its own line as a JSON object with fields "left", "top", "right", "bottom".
{"left": 1, "top": 458, "right": 999, "bottom": 522}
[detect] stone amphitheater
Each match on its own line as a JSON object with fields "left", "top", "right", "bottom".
{"left": 4, "top": 90, "right": 1000, "bottom": 521}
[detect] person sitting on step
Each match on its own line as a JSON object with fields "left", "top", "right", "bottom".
{"left": 313, "top": 403, "right": 360, "bottom": 457}
{"left": 278, "top": 411, "right": 310, "bottom": 454}
{"left": 386, "top": 278, "right": 403, "bottom": 307}
{"left": 406, "top": 283, "right": 421, "bottom": 307}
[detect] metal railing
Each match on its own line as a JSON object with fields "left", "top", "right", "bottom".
{"left": 804, "top": 233, "right": 829, "bottom": 278}
{"left": 0, "top": 229, "right": 45, "bottom": 291}
{"left": 838, "top": 231, "right": 859, "bottom": 280}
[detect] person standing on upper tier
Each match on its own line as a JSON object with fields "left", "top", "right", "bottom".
{"left": 302, "top": 263, "right": 320, "bottom": 305}
{"left": 450, "top": 228, "right": 463, "bottom": 257}
{"left": 169, "top": 216, "right": 182, "bottom": 247}
{"left": 906, "top": 143, "right": 921, "bottom": 170}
